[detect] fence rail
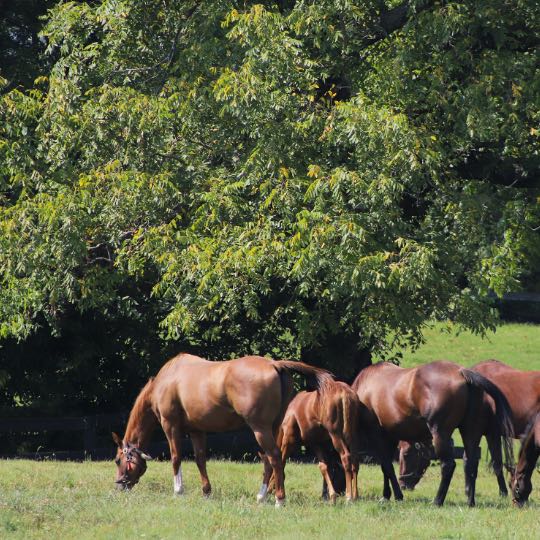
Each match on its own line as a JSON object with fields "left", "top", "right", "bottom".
{"left": 0, "top": 412, "right": 476, "bottom": 462}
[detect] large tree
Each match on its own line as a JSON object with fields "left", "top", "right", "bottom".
{"left": 1, "top": 0, "right": 538, "bottom": 389}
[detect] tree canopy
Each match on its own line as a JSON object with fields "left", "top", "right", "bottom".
{"left": 1, "top": 0, "right": 539, "bottom": 397}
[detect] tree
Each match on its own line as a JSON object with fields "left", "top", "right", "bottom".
{"left": 1, "top": 1, "right": 538, "bottom": 392}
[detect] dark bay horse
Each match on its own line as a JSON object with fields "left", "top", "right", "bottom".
{"left": 352, "top": 361, "right": 514, "bottom": 506}
{"left": 274, "top": 381, "right": 361, "bottom": 502}
{"left": 511, "top": 411, "right": 540, "bottom": 506}
{"left": 112, "top": 353, "right": 331, "bottom": 506}
{"left": 399, "top": 360, "right": 540, "bottom": 495}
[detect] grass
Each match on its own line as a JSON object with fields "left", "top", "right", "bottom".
{"left": 395, "top": 322, "right": 540, "bottom": 370}
{"left": 0, "top": 459, "right": 538, "bottom": 540}
{"left": 1, "top": 322, "right": 539, "bottom": 539}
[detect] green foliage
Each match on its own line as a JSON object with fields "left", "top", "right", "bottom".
{"left": 1, "top": 1, "right": 539, "bottom": 384}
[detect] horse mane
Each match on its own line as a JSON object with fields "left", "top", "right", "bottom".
{"left": 124, "top": 377, "right": 157, "bottom": 444}
{"left": 516, "top": 410, "right": 540, "bottom": 473}
{"left": 520, "top": 411, "right": 539, "bottom": 447}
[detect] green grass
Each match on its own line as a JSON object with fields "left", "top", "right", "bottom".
{"left": 0, "top": 459, "right": 538, "bottom": 540}
{"left": 2, "top": 322, "right": 539, "bottom": 539}
{"left": 395, "top": 322, "right": 540, "bottom": 370}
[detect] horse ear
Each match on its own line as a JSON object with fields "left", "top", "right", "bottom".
{"left": 139, "top": 451, "right": 153, "bottom": 461}
{"left": 112, "top": 432, "right": 123, "bottom": 448}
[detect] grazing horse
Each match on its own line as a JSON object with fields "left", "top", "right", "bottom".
{"left": 398, "top": 440, "right": 433, "bottom": 490}
{"left": 352, "top": 361, "right": 514, "bottom": 506}
{"left": 511, "top": 411, "right": 540, "bottom": 506}
{"left": 112, "top": 353, "right": 331, "bottom": 506}
{"left": 273, "top": 381, "right": 361, "bottom": 502}
{"left": 399, "top": 360, "right": 540, "bottom": 495}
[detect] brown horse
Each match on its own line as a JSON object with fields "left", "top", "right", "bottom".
{"left": 112, "top": 353, "right": 331, "bottom": 506}
{"left": 274, "top": 381, "right": 361, "bottom": 502}
{"left": 511, "top": 411, "right": 540, "bottom": 506}
{"left": 399, "top": 360, "right": 540, "bottom": 495}
{"left": 352, "top": 361, "right": 514, "bottom": 506}
{"left": 398, "top": 440, "right": 433, "bottom": 490}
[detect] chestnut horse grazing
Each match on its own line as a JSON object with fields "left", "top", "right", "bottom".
{"left": 112, "top": 353, "right": 331, "bottom": 506}
{"left": 352, "top": 361, "right": 514, "bottom": 506}
{"left": 275, "top": 381, "right": 361, "bottom": 502}
{"left": 399, "top": 360, "right": 540, "bottom": 495}
{"left": 511, "top": 411, "right": 540, "bottom": 506}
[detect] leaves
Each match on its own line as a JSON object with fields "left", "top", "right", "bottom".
{"left": 1, "top": 0, "right": 538, "bottom": 368}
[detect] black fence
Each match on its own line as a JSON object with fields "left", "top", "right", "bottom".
{"left": 0, "top": 412, "right": 474, "bottom": 462}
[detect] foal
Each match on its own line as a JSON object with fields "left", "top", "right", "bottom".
{"left": 276, "top": 380, "right": 361, "bottom": 502}
{"left": 112, "top": 353, "right": 331, "bottom": 506}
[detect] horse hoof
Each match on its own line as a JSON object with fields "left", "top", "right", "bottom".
{"left": 378, "top": 497, "right": 390, "bottom": 504}
{"left": 275, "top": 498, "right": 285, "bottom": 508}
{"left": 174, "top": 487, "right": 185, "bottom": 496}
{"left": 256, "top": 493, "right": 267, "bottom": 503}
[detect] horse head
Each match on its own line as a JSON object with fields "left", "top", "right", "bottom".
{"left": 398, "top": 441, "right": 432, "bottom": 490}
{"left": 112, "top": 432, "right": 152, "bottom": 490}
{"left": 510, "top": 468, "right": 532, "bottom": 507}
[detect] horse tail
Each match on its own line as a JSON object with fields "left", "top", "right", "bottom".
{"left": 342, "top": 392, "right": 350, "bottom": 437}
{"left": 273, "top": 366, "right": 294, "bottom": 434}
{"left": 460, "top": 368, "right": 515, "bottom": 469}
{"left": 343, "top": 389, "right": 362, "bottom": 457}
{"left": 273, "top": 360, "right": 334, "bottom": 393}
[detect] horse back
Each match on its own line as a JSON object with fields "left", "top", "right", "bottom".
{"left": 354, "top": 361, "right": 468, "bottom": 440}
{"left": 472, "top": 360, "right": 540, "bottom": 436}
{"left": 152, "top": 355, "right": 286, "bottom": 432}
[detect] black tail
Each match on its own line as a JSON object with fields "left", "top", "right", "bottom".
{"left": 460, "top": 368, "right": 515, "bottom": 469}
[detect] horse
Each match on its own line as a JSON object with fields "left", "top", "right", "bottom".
{"left": 511, "top": 411, "right": 540, "bottom": 506}
{"left": 273, "top": 380, "right": 361, "bottom": 502}
{"left": 399, "top": 360, "right": 540, "bottom": 495}
{"left": 398, "top": 440, "right": 433, "bottom": 490}
{"left": 112, "top": 353, "right": 332, "bottom": 506}
{"left": 352, "top": 360, "right": 514, "bottom": 506}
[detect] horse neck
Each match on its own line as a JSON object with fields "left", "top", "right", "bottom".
{"left": 516, "top": 426, "right": 540, "bottom": 479}
{"left": 124, "top": 380, "right": 158, "bottom": 450}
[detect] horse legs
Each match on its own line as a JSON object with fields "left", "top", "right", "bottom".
{"left": 162, "top": 422, "right": 185, "bottom": 496}
{"left": 267, "top": 424, "right": 299, "bottom": 496}
{"left": 190, "top": 432, "right": 211, "bottom": 497}
{"left": 313, "top": 445, "right": 338, "bottom": 503}
{"left": 252, "top": 427, "right": 286, "bottom": 506}
{"left": 375, "top": 435, "right": 403, "bottom": 501}
{"left": 431, "top": 429, "right": 456, "bottom": 506}
{"left": 486, "top": 432, "right": 508, "bottom": 497}
{"left": 459, "top": 426, "right": 482, "bottom": 507}
{"left": 328, "top": 433, "right": 355, "bottom": 501}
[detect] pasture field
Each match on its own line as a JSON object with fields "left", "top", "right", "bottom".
{"left": 0, "top": 458, "right": 538, "bottom": 540}
{"left": 395, "top": 322, "right": 540, "bottom": 370}
{"left": 1, "top": 322, "right": 539, "bottom": 539}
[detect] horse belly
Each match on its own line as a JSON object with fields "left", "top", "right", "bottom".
{"left": 183, "top": 406, "right": 246, "bottom": 433}
{"left": 386, "top": 416, "right": 431, "bottom": 443}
